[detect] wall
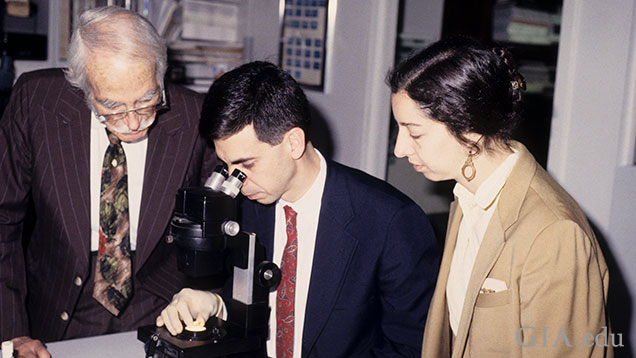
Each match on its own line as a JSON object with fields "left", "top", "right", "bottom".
{"left": 245, "top": 0, "right": 399, "bottom": 178}
{"left": 549, "top": 0, "right": 635, "bottom": 354}
{"left": 385, "top": 0, "right": 447, "bottom": 214}
{"left": 401, "top": 0, "right": 444, "bottom": 39}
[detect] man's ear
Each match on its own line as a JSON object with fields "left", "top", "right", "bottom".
{"left": 286, "top": 127, "right": 306, "bottom": 160}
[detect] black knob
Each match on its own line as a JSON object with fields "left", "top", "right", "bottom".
{"left": 256, "top": 261, "right": 281, "bottom": 290}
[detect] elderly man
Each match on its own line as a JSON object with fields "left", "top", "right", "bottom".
{"left": 157, "top": 61, "right": 440, "bottom": 357}
{"left": 0, "top": 6, "right": 217, "bottom": 357}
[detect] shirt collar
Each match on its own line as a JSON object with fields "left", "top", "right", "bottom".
{"left": 453, "top": 149, "right": 520, "bottom": 211}
{"left": 278, "top": 148, "right": 327, "bottom": 214}
{"left": 91, "top": 111, "right": 105, "bottom": 127}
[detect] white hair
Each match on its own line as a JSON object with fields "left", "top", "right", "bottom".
{"left": 64, "top": 6, "right": 167, "bottom": 105}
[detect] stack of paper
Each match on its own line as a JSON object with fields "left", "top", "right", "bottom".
{"left": 492, "top": 4, "right": 558, "bottom": 45}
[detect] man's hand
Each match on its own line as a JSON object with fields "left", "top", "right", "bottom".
{"left": 12, "top": 336, "right": 50, "bottom": 358}
{"left": 156, "top": 288, "right": 223, "bottom": 335}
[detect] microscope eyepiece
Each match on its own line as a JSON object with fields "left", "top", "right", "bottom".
{"left": 205, "top": 165, "right": 229, "bottom": 191}
{"left": 221, "top": 169, "right": 247, "bottom": 198}
{"left": 231, "top": 169, "right": 247, "bottom": 182}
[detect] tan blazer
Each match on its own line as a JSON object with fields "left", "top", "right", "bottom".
{"left": 421, "top": 142, "right": 612, "bottom": 358}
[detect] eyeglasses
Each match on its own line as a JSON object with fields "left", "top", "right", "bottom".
{"left": 95, "top": 90, "right": 168, "bottom": 124}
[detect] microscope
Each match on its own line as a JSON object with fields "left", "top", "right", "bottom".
{"left": 138, "top": 166, "right": 281, "bottom": 358}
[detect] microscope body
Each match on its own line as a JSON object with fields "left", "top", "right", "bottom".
{"left": 138, "top": 168, "right": 280, "bottom": 358}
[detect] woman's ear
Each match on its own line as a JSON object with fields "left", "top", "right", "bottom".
{"left": 463, "top": 132, "right": 484, "bottom": 153}
{"left": 464, "top": 132, "right": 483, "bottom": 145}
{"left": 286, "top": 127, "right": 306, "bottom": 160}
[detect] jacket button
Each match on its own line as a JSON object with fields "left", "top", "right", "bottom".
{"left": 60, "top": 311, "right": 69, "bottom": 321}
{"left": 74, "top": 276, "right": 82, "bottom": 287}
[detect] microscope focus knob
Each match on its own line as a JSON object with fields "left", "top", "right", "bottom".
{"left": 221, "top": 220, "right": 240, "bottom": 236}
{"left": 256, "top": 261, "right": 281, "bottom": 290}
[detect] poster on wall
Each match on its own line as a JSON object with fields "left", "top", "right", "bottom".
{"left": 279, "top": 0, "right": 328, "bottom": 91}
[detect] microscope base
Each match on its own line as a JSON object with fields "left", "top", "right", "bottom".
{"left": 138, "top": 317, "right": 264, "bottom": 358}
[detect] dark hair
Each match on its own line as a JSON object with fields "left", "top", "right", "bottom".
{"left": 387, "top": 36, "right": 525, "bottom": 152}
{"left": 200, "top": 61, "right": 311, "bottom": 145}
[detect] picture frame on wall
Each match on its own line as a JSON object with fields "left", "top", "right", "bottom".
{"left": 279, "top": 0, "right": 328, "bottom": 91}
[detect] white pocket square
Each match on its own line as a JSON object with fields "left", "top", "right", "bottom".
{"left": 480, "top": 278, "right": 507, "bottom": 293}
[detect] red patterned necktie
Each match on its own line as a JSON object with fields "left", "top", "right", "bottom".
{"left": 277, "top": 205, "right": 298, "bottom": 358}
{"left": 93, "top": 129, "right": 133, "bottom": 316}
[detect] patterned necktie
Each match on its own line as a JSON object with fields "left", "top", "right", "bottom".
{"left": 277, "top": 205, "right": 298, "bottom": 358}
{"left": 93, "top": 129, "right": 133, "bottom": 316}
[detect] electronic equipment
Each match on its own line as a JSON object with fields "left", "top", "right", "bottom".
{"left": 138, "top": 166, "right": 280, "bottom": 358}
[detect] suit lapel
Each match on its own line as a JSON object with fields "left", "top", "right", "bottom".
{"left": 423, "top": 200, "right": 461, "bottom": 357}
{"left": 452, "top": 212, "right": 507, "bottom": 357}
{"left": 134, "top": 100, "right": 187, "bottom": 274}
{"left": 432, "top": 200, "right": 462, "bottom": 319}
{"left": 302, "top": 162, "right": 358, "bottom": 355}
{"left": 50, "top": 85, "right": 92, "bottom": 267}
{"left": 440, "top": 201, "right": 462, "bottom": 282}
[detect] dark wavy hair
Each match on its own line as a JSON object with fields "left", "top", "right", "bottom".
{"left": 200, "top": 61, "right": 311, "bottom": 145}
{"left": 387, "top": 36, "right": 525, "bottom": 153}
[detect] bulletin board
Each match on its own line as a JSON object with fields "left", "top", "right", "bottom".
{"left": 279, "top": 0, "right": 328, "bottom": 90}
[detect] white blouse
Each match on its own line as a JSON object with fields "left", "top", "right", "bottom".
{"left": 446, "top": 149, "right": 520, "bottom": 334}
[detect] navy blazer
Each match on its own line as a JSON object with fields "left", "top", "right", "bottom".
{"left": 240, "top": 159, "right": 439, "bottom": 357}
{"left": 0, "top": 69, "right": 217, "bottom": 342}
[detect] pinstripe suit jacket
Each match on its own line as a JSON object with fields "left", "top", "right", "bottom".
{"left": 0, "top": 69, "right": 217, "bottom": 342}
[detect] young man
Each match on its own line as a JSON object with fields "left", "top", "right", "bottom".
{"left": 158, "top": 61, "right": 439, "bottom": 357}
{"left": 0, "top": 7, "right": 216, "bottom": 358}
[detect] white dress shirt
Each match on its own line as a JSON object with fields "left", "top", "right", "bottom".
{"left": 266, "top": 149, "right": 327, "bottom": 358}
{"left": 90, "top": 112, "right": 148, "bottom": 251}
{"left": 446, "top": 149, "right": 519, "bottom": 334}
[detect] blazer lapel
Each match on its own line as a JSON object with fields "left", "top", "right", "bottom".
{"left": 440, "top": 201, "right": 462, "bottom": 283}
{"left": 452, "top": 212, "right": 507, "bottom": 357}
{"left": 134, "top": 105, "right": 187, "bottom": 273}
{"left": 302, "top": 162, "right": 358, "bottom": 355}
{"left": 423, "top": 200, "right": 461, "bottom": 357}
{"left": 50, "top": 86, "right": 92, "bottom": 268}
{"left": 432, "top": 200, "right": 462, "bottom": 317}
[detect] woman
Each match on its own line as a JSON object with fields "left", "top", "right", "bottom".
{"left": 389, "top": 36, "right": 612, "bottom": 357}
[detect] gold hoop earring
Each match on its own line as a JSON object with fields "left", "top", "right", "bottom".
{"left": 461, "top": 150, "right": 476, "bottom": 182}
